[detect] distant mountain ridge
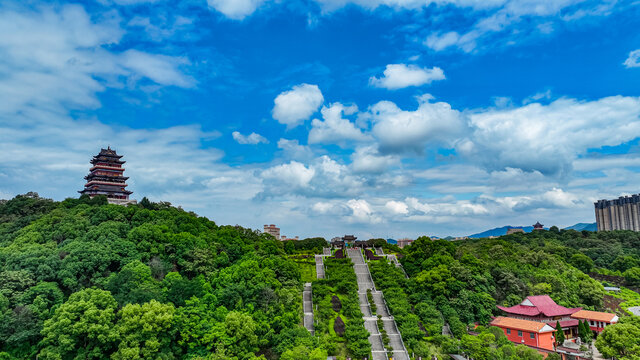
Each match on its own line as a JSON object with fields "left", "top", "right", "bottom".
{"left": 563, "top": 222, "right": 598, "bottom": 231}
{"left": 467, "top": 222, "right": 597, "bottom": 238}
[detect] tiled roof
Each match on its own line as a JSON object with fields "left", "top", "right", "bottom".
{"left": 497, "top": 295, "right": 581, "bottom": 317}
{"left": 571, "top": 310, "right": 618, "bottom": 323}
{"left": 491, "top": 316, "right": 556, "bottom": 333}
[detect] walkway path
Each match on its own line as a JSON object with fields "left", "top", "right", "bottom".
{"left": 347, "top": 248, "right": 410, "bottom": 360}
{"left": 315, "top": 255, "right": 325, "bottom": 279}
{"left": 302, "top": 282, "right": 314, "bottom": 335}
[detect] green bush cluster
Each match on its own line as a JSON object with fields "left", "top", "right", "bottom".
{"left": 312, "top": 258, "right": 370, "bottom": 359}
{"left": 367, "top": 289, "right": 376, "bottom": 315}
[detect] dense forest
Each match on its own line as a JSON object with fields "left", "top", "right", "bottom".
{"left": 0, "top": 193, "right": 322, "bottom": 359}
{"left": 1, "top": 192, "right": 640, "bottom": 359}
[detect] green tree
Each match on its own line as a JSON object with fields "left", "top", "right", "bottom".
{"left": 624, "top": 267, "right": 640, "bottom": 286}
{"left": 106, "top": 260, "right": 162, "bottom": 305}
{"left": 578, "top": 320, "right": 592, "bottom": 344}
{"left": 39, "top": 289, "right": 119, "bottom": 360}
{"left": 112, "top": 300, "right": 176, "bottom": 360}
{"left": 281, "top": 345, "right": 327, "bottom": 360}
{"left": 612, "top": 255, "right": 639, "bottom": 272}
{"left": 555, "top": 321, "right": 565, "bottom": 345}
{"left": 596, "top": 322, "right": 640, "bottom": 359}
{"left": 222, "top": 311, "right": 259, "bottom": 358}
{"left": 546, "top": 353, "right": 562, "bottom": 360}
{"left": 570, "top": 253, "right": 594, "bottom": 273}
{"left": 514, "top": 345, "right": 543, "bottom": 360}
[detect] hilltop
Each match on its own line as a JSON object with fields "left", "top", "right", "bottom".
{"left": 0, "top": 193, "right": 639, "bottom": 360}
{"left": 467, "top": 222, "right": 597, "bottom": 238}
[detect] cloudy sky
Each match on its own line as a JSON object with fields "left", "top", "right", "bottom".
{"left": 1, "top": 0, "right": 639, "bottom": 239}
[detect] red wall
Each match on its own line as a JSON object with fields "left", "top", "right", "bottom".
{"left": 499, "top": 327, "right": 554, "bottom": 351}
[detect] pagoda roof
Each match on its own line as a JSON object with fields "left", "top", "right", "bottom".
{"left": 533, "top": 221, "right": 544, "bottom": 228}
{"left": 85, "top": 175, "right": 129, "bottom": 181}
{"left": 97, "top": 146, "right": 123, "bottom": 158}
{"left": 497, "top": 295, "right": 581, "bottom": 317}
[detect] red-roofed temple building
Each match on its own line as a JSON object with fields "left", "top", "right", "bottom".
{"left": 494, "top": 295, "right": 619, "bottom": 359}
{"left": 497, "top": 295, "right": 582, "bottom": 344}
{"left": 497, "top": 295, "right": 581, "bottom": 322}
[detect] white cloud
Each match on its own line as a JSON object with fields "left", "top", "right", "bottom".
{"left": 422, "top": 0, "right": 612, "bottom": 52}
{"left": 624, "top": 49, "right": 640, "bottom": 68}
{"left": 127, "top": 15, "right": 194, "bottom": 42}
{"left": 232, "top": 131, "right": 269, "bottom": 144}
{"left": 207, "top": 0, "right": 267, "bottom": 20}
{"left": 347, "top": 199, "right": 382, "bottom": 224}
{"left": 0, "top": 3, "right": 194, "bottom": 121}
{"left": 272, "top": 84, "right": 324, "bottom": 128}
{"left": 308, "top": 103, "right": 369, "bottom": 146}
{"left": 120, "top": 49, "right": 195, "bottom": 87}
{"left": 385, "top": 200, "right": 408, "bottom": 214}
{"left": 425, "top": 31, "right": 477, "bottom": 52}
{"left": 314, "top": 0, "right": 427, "bottom": 12}
{"left": 367, "top": 94, "right": 466, "bottom": 153}
{"left": 369, "top": 64, "right": 445, "bottom": 90}
{"left": 260, "top": 161, "right": 315, "bottom": 189}
{"left": 459, "top": 96, "right": 640, "bottom": 175}
{"left": 277, "top": 138, "right": 314, "bottom": 160}
{"left": 487, "top": 188, "right": 582, "bottom": 212}
{"left": 311, "top": 201, "right": 337, "bottom": 214}
{"left": 406, "top": 197, "right": 490, "bottom": 217}
{"left": 259, "top": 156, "right": 365, "bottom": 199}
{"left": 350, "top": 146, "right": 398, "bottom": 173}
{"left": 574, "top": 154, "right": 640, "bottom": 172}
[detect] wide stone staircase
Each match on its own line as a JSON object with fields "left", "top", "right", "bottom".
{"left": 303, "top": 282, "right": 314, "bottom": 335}
{"left": 347, "top": 248, "right": 409, "bottom": 360}
{"left": 315, "top": 254, "right": 325, "bottom": 279}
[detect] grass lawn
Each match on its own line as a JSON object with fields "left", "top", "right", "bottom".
{"left": 606, "top": 286, "right": 640, "bottom": 311}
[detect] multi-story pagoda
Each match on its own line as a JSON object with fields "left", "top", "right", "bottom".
{"left": 79, "top": 147, "right": 134, "bottom": 204}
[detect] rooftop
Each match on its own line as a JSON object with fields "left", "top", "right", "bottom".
{"left": 571, "top": 310, "right": 618, "bottom": 323}
{"left": 490, "top": 316, "right": 556, "bottom": 333}
{"left": 98, "top": 146, "right": 123, "bottom": 157}
{"left": 497, "top": 295, "right": 581, "bottom": 317}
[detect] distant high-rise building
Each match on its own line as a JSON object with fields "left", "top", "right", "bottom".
{"left": 79, "top": 147, "right": 134, "bottom": 205}
{"left": 263, "top": 224, "right": 280, "bottom": 239}
{"left": 594, "top": 194, "right": 640, "bottom": 231}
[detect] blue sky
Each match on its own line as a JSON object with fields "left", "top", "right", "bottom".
{"left": 1, "top": 0, "right": 640, "bottom": 239}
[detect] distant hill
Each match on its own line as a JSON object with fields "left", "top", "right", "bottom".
{"left": 468, "top": 222, "right": 597, "bottom": 238}
{"left": 468, "top": 226, "right": 534, "bottom": 238}
{"left": 564, "top": 222, "right": 597, "bottom": 231}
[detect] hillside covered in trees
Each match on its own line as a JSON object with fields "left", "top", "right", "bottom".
{"left": 0, "top": 193, "right": 323, "bottom": 359}
{"left": 1, "top": 193, "right": 640, "bottom": 360}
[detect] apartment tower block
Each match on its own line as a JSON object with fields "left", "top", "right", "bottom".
{"left": 594, "top": 194, "right": 640, "bottom": 231}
